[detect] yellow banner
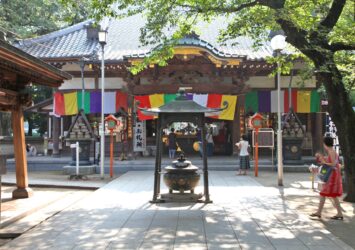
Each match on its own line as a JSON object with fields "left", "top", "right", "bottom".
{"left": 297, "top": 91, "right": 311, "bottom": 113}
{"left": 149, "top": 94, "right": 164, "bottom": 108}
{"left": 64, "top": 92, "right": 78, "bottom": 115}
{"left": 219, "top": 95, "right": 237, "bottom": 120}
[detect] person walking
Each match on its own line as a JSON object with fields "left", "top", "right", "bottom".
{"left": 236, "top": 134, "right": 250, "bottom": 175}
{"left": 310, "top": 136, "right": 343, "bottom": 220}
{"left": 168, "top": 128, "right": 177, "bottom": 159}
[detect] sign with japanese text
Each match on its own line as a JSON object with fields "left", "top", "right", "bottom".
{"left": 252, "top": 128, "right": 274, "bottom": 148}
{"left": 133, "top": 121, "right": 146, "bottom": 152}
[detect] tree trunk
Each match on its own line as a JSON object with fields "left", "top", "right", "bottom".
{"left": 318, "top": 62, "right": 355, "bottom": 202}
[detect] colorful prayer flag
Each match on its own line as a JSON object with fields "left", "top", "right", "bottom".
{"left": 135, "top": 95, "right": 153, "bottom": 121}
{"left": 297, "top": 91, "right": 311, "bottom": 113}
{"left": 116, "top": 91, "right": 128, "bottom": 112}
{"left": 193, "top": 94, "right": 208, "bottom": 107}
{"left": 104, "top": 92, "right": 116, "bottom": 114}
{"left": 310, "top": 90, "right": 320, "bottom": 112}
{"left": 64, "top": 92, "right": 78, "bottom": 115}
{"left": 258, "top": 91, "right": 271, "bottom": 112}
{"left": 219, "top": 95, "right": 237, "bottom": 120}
{"left": 284, "top": 90, "right": 298, "bottom": 113}
{"left": 77, "top": 91, "right": 91, "bottom": 114}
{"left": 207, "top": 94, "right": 222, "bottom": 108}
{"left": 270, "top": 90, "right": 285, "bottom": 113}
{"left": 149, "top": 94, "right": 164, "bottom": 108}
{"left": 245, "top": 91, "right": 258, "bottom": 113}
{"left": 164, "top": 94, "right": 177, "bottom": 104}
{"left": 90, "top": 91, "right": 101, "bottom": 113}
{"left": 207, "top": 94, "right": 222, "bottom": 119}
{"left": 53, "top": 92, "right": 65, "bottom": 116}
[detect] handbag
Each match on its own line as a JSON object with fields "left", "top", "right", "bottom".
{"left": 317, "top": 164, "right": 334, "bottom": 183}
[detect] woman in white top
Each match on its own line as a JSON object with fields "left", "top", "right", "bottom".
{"left": 236, "top": 134, "right": 250, "bottom": 175}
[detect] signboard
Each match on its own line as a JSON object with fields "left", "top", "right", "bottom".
{"left": 133, "top": 121, "right": 146, "bottom": 152}
{"left": 252, "top": 128, "right": 274, "bottom": 148}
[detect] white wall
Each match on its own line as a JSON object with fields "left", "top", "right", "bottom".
{"left": 246, "top": 76, "right": 316, "bottom": 89}
{"left": 59, "top": 78, "right": 96, "bottom": 90}
{"left": 59, "top": 77, "right": 126, "bottom": 90}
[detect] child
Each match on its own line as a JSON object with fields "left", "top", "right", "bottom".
{"left": 236, "top": 135, "right": 250, "bottom": 175}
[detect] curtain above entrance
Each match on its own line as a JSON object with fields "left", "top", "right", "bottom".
{"left": 134, "top": 94, "right": 237, "bottom": 121}
{"left": 245, "top": 90, "right": 320, "bottom": 114}
{"left": 53, "top": 91, "right": 128, "bottom": 116}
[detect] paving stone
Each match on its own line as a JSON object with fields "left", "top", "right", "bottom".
{"left": 1, "top": 171, "right": 353, "bottom": 250}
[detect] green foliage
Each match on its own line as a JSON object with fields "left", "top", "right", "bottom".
{"left": 0, "top": 0, "right": 90, "bottom": 135}
{"left": 24, "top": 85, "right": 53, "bottom": 136}
{"left": 0, "top": 0, "right": 90, "bottom": 39}
{"left": 58, "top": 0, "right": 354, "bottom": 81}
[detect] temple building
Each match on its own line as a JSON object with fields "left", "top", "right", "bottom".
{"left": 17, "top": 15, "right": 325, "bottom": 158}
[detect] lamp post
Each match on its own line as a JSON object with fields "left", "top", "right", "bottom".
{"left": 99, "top": 29, "right": 107, "bottom": 179}
{"left": 271, "top": 34, "right": 287, "bottom": 186}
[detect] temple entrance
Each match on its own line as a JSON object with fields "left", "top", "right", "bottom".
{"left": 145, "top": 119, "right": 234, "bottom": 156}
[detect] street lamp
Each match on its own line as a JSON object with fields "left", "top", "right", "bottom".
{"left": 271, "top": 34, "right": 287, "bottom": 186}
{"left": 99, "top": 29, "right": 107, "bottom": 179}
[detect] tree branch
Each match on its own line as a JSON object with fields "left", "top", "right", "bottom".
{"left": 319, "top": 0, "right": 346, "bottom": 32}
{"left": 329, "top": 43, "right": 355, "bottom": 51}
{"left": 276, "top": 18, "right": 326, "bottom": 67}
{"left": 179, "top": 1, "right": 262, "bottom": 14}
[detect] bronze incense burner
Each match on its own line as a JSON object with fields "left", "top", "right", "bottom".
{"left": 163, "top": 154, "right": 200, "bottom": 194}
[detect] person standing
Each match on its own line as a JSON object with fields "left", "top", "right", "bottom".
{"left": 310, "top": 136, "right": 343, "bottom": 220}
{"left": 168, "top": 128, "right": 177, "bottom": 159}
{"left": 236, "top": 135, "right": 250, "bottom": 175}
{"left": 206, "top": 128, "right": 214, "bottom": 156}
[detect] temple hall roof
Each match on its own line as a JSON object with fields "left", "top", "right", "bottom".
{"left": 15, "top": 14, "right": 274, "bottom": 62}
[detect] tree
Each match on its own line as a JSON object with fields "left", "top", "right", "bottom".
{"left": 0, "top": 0, "right": 90, "bottom": 38}
{"left": 0, "top": 0, "right": 90, "bottom": 135}
{"left": 24, "top": 85, "right": 53, "bottom": 136}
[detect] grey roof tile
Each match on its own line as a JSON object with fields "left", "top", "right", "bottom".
{"left": 16, "top": 14, "right": 273, "bottom": 61}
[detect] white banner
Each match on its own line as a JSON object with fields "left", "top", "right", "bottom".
{"left": 133, "top": 121, "right": 146, "bottom": 152}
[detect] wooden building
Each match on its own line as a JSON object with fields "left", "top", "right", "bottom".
{"left": 0, "top": 37, "right": 71, "bottom": 198}
{"left": 16, "top": 15, "right": 324, "bottom": 158}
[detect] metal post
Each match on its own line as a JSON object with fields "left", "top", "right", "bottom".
{"left": 76, "top": 141, "right": 79, "bottom": 175}
{"left": 151, "top": 116, "right": 162, "bottom": 202}
{"left": 48, "top": 116, "right": 52, "bottom": 138}
{"left": 254, "top": 129, "right": 259, "bottom": 177}
{"left": 110, "top": 130, "right": 113, "bottom": 178}
{"left": 100, "top": 45, "right": 105, "bottom": 179}
{"left": 277, "top": 55, "right": 284, "bottom": 186}
{"left": 201, "top": 116, "right": 211, "bottom": 203}
{"left": 79, "top": 58, "right": 85, "bottom": 110}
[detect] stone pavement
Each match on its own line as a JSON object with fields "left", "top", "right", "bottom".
{"left": 1, "top": 171, "right": 353, "bottom": 250}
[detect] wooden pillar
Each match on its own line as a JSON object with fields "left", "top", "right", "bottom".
{"left": 127, "top": 94, "right": 134, "bottom": 159}
{"left": 11, "top": 106, "right": 33, "bottom": 199}
{"left": 52, "top": 115, "right": 60, "bottom": 157}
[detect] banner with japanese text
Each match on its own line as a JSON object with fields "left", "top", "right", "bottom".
{"left": 133, "top": 121, "right": 146, "bottom": 152}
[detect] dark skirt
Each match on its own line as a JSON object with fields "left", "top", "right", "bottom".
{"left": 239, "top": 155, "right": 250, "bottom": 169}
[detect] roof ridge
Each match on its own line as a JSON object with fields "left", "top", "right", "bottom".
{"left": 18, "top": 19, "right": 94, "bottom": 45}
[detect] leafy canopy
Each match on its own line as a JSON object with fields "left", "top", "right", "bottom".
{"left": 59, "top": 0, "right": 354, "bottom": 85}
{"left": 0, "top": 0, "right": 90, "bottom": 38}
